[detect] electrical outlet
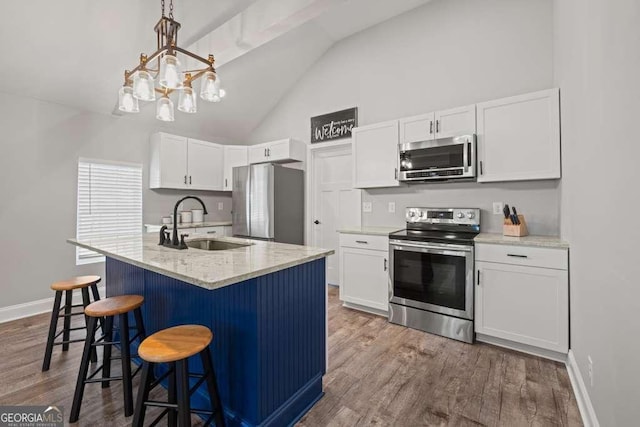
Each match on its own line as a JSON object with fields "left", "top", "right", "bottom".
{"left": 388, "top": 202, "right": 396, "bottom": 213}
{"left": 218, "top": 202, "right": 224, "bottom": 211}
{"left": 362, "top": 202, "right": 372, "bottom": 213}
{"left": 493, "top": 202, "right": 504, "bottom": 215}
{"left": 588, "top": 356, "right": 594, "bottom": 387}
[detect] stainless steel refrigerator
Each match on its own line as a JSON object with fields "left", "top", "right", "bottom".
{"left": 232, "top": 163, "right": 304, "bottom": 244}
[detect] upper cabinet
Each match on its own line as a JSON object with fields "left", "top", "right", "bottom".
{"left": 222, "top": 145, "right": 248, "bottom": 191}
{"left": 477, "top": 89, "right": 560, "bottom": 183}
{"left": 150, "top": 132, "right": 224, "bottom": 191}
{"left": 353, "top": 120, "right": 401, "bottom": 189}
{"left": 248, "top": 138, "right": 306, "bottom": 164}
{"left": 399, "top": 105, "right": 476, "bottom": 144}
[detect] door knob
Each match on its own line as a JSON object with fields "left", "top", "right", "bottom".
{"left": 314, "top": 220, "right": 320, "bottom": 225}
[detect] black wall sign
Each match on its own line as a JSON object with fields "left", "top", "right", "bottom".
{"left": 310, "top": 107, "right": 358, "bottom": 143}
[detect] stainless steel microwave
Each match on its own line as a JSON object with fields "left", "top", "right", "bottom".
{"left": 399, "top": 135, "right": 476, "bottom": 182}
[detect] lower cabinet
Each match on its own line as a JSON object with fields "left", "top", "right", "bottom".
{"left": 339, "top": 234, "right": 389, "bottom": 315}
{"left": 475, "top": 243, "right": 569, "bottom": 354}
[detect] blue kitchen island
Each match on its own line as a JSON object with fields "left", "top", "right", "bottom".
{"left": 69, "top": 234, "right": 333, "bottom": 427}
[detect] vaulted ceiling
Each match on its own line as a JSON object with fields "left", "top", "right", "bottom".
{"left": 0, "top": 0, "right": 430, "bottom": 141}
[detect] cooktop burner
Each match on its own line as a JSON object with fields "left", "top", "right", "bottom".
{"left": 390, "top": 207, "right": 481, "bottom": 244}
{"left": 389, "top": 229, "right": 479, "bottom": 245}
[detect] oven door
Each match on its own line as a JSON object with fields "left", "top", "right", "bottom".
{"left": 389, "top": 239, "right": 474, "bottom": 320}
{"left": 399, "top": 135, "right": 475, "bottom": 181}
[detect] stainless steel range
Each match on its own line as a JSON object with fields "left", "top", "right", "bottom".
{"left": 388, "top": 207, "right": 480, "bottom": 343}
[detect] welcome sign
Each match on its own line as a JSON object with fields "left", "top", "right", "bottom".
{"left": 310, "top": 107, "right": 358, "bottom": 143}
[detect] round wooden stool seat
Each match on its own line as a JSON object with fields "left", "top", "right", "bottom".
{"left": 51, "top": 275, "right": 101, "bottom": 291}
{"left": 138, "top": 325, "right": 213, "bottom": 363}
{"left": 85, "top": 295, "right": 144, "bottom": 318}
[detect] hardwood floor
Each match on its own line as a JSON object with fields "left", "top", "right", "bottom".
{"left": 0, "top": 287, "right": 582, "bottom": 426}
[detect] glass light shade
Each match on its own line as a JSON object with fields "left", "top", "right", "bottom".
{"left": 200, "top": 71, "right": 219, "bottom": 102}
{"left": 132, "top": 70, "right": 155, "bottom": 101}
{"left": 158, "top": 54, "right": 183, "bottom": 89}
{"left": 118, "top": 86, "right": 139, "bottom": 113}
{"left": 219, "top": 88, "right": 226, "bottom": 99}
{"left": 178, "top": 87, "right": 197, "bottom": 113}
{"left": 156, "top": 96, "right": 175, "bottom": 122}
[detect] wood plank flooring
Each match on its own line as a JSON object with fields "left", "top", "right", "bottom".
{"left": 0, "top": 287, "right": 582, "bottom": 426}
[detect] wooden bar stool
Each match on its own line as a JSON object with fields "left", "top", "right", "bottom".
{"left": 133, "top": 325, "right": 226, "bottom": 427}
{"left": 42, "top": 275, "right": 102, "bottom": 371}
{"left": 69, "top": 295, "right": 147, "bottom": 423}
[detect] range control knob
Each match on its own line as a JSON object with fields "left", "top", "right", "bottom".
{"left": 466, "top": 211, "right": 475, "bottom": 219}
{"left": 408, "top": 210, "right": 416, "bottom": 217}
{"left": 456, "top": 212, "right": 465, "bottom": 219}
{"left": 418, "top": 210, "right": 425, "bottom": 218}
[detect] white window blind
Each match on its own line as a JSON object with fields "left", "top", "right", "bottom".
{"left": 76, "top": 159, "right": 143, "bottom": 265}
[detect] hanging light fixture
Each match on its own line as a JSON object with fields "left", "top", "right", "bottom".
{"left": 118, "top": 0, "right": 225, "bottom": 120}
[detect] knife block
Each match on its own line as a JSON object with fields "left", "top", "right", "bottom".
{"left": 503, "top": 215, "right": 528, "bottom": 237}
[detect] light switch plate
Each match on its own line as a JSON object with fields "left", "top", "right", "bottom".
{"left": 388, "top": 202, "right": 396, "bottom": 213}
{"left": 362, "top": 202, "right": 372, "bottom": 213}
{"left": 218, "top": 202, "right": 224, "bottom": 211}
{"left": 493, "top": 202, "right": 504, "bottom": 215}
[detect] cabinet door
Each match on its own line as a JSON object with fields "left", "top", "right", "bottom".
{"left": 477, "top": 88, "right": 560, "bottom": 182}
{"left": 352, "top": 121, "right": 400, "bottom": 188}
{"left": 399, "top": 113, "right": 435, "bottom": 144}
{"left": 435, "top": 104, "right": 476, "bottom": 139}
{"left": 475, "top": 261, "right": 568, "bottom": 353}
{"left": 192, "top": 226, "right": 224, "bottom": 236}
{"left": 265, "top": 140, "right": 290, "bottom": 161}
{"left": 187, "top": 139, "right": 224, "bottom": 191}
{"left": 151, "top": 133, "right": 188, "bottom": 189}
{"left": 340, "top": 247, "right": 389, "bottom": 312}
{"left": 223, "top": 146, "right": 248, "bottom": 191}
{"left": 248, "top": 144, "right": 269, "bottom": 164}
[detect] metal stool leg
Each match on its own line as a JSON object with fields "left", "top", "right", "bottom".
{"left": 42, "top": 291, "right": 63, "bottom": 371}
{"left": 69, "top": 316, "right": 98, "bottom": 423}
{"left": 62, "top": 291, "right": 73, "bottom": 351}
{"left": 201, "top": 347, "right": 226, "bottom": 427}
{"left": 132, "top": 361, "right": 153, "bottom": 427}
{"left": 101, "top": 316, "right": 114, "bottom": 388}
{"left": 88, "top": 284, "right": 104, "bottom": 333}
{"left": 120, "top": 313, "right": 134, "bottom": 417}
{"left": 168, "top": 361, "right": 178, "bottom": 426}
{"left": 176, "top": 358, "right": 192, "bottom": 427}
{"left": 81, "top": 287, "right": 98, "bottom": 363}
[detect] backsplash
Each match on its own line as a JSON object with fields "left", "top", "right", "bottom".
{"left": 362, "top": 180, "right": 560, "bottom": 235}
{"left": 144, "top": 188, "right": 232, "bottom": 225}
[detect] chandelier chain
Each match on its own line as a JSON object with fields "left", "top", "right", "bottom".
{"left": 169, "top": 0, "right": 174, "bottom": 19}
{"left": 161, "top": 0, "right": 165, "bottom": 17}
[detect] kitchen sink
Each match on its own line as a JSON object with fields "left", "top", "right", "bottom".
{"left": 186, "top": 238, "right": 252, "bottom": 251}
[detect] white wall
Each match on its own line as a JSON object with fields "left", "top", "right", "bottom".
{"left": 554, "top": 0, "right": 640, "bottom": 425}
{"left": 0, "top": 91, "right": 232, "bottom": 309}
{"left": 248, "top": 0, "right": 559, "bottom": 234}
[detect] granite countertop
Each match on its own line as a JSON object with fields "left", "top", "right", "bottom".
{"left": 474, "top": 233, "right": 569, "bottom": 249}
{"left": 337, "top": 226, "right": 403, "bottom": 236}
{"left": 145, "top": 221, "right": 232, "bottom": 229}
{"left": 68, "top": 235, "right": 333, "bottom": 290}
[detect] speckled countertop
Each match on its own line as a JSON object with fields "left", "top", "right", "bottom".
{"left": 145, "top": 221, "right": 232, "bottom": 229}
{"left": 475, "top": 233, "right": 569, "bottom": 249}
{"left": 67, "top": 235, "right": 333, "bottom": 290}
{"left": 337, "top": 226, "right": 402, "bottom": 236}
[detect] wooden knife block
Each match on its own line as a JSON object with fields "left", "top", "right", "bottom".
{"left": 503, "top": 215, "right": 528, "bottom": 237}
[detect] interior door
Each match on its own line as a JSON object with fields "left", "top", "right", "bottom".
{"left": 187, "top": 139, "right": 223, "bottom": 190}
{"left": 312, "top": 148, "right": 361, "bottom": 285}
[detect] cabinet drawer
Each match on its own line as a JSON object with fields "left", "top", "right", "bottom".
{"left": 192, "top": 226, "right": 224, "bottom": 236}
{"left": 340, "top": 233, "right": 389, "bottom": 252}
{"left": 476, "top": 243, "right": 567, "bottom": 270}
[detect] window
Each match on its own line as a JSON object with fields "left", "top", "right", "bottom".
{"left": 76, "top": 159, "right": 143, "bottom": 265}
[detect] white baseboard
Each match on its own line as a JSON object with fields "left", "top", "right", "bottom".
{"left": 0, "top": 286, "right": 106, "bottom": 324}
{"left": 566, "top": 350, "right": 599, "bottom": 427}
{"left": 476, "top": 333, "right": 567, "bottom": 363}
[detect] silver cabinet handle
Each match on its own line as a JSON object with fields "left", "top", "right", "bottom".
{"left": 355, "top": 240, "right": 368, "bottom": 244}
{"left": 264, "top": 148, "right": 267, "bottom": 157}
{"left": 189, "top": 176, "right": 192, "bottom": 185}
{"left": 394, "top": 167, "right": 398, "bottom": 180}
{"left": 267, "top": 148, "right": 271, "bottom": 157}
{"left": 384, "top": 258, "right": 388, "bottom": 271}
{"left": 225, "top": 178, "right": 228, "bottom": 188}
{"left": 477, "top": 270, "right": 480, "bottom": 286}
{"left": 480, "top": 161, "right": 484, "bottom": 175}
{"left": 207, "top": 230, "right": 217, "bottom": 234}
{"left": 429, "top": 121, "right": 433, "bottom": 134}
{"left": 436, "top": 120, "right": 440, "bottom": 133}
{"left": 184, "top": 175, "right": 187, "bottom": 184}
{"left": 507, "top": 254, "right": 528, "bottom": 258}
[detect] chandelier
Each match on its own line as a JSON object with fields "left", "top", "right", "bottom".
{"left": 118, "top": 0, "right": 226, "bottom": 121}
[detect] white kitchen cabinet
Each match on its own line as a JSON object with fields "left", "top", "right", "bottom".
{"left": 435, "top": 104, "right": 476, "bottom": 139}
{"left": 150, "top": 132, "right": 224, "bottom": 191}
{"left": 187, "top": 139, "right": 224, "bottom": 191}
{"left": 191, "top": 226, "right": 224, "bottom": 236}
{"left": 477, "top": 88, "right": 560, "bottom": 182}
{"left": 223, "top": 145, "right": 248, "bottom": 191}
{"left": 339, "top": 233, "right": 389, "bottom": 315}
{"left": 149, "top": 133, "right": 188, "bottom": 189}
{"left": 352, "top": 120, "right": 400, "bottom": 188}
{"left": 398, "top": 105, "right": 476, "bottom": 144}
{"left": 224, "top": 225, "right": 233, "bottom": 237}
{"left": 248, "top": 138, "right": 306, "bottom": 164}
{"left": 475, "top": 243, "right": 569, "bottom": 355}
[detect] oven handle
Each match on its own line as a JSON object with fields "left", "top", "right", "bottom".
{"left": 390, "top": 241, "right": 472, "bottom": 256}
{"left": 463, "top": 139, "right": 469, "bottom": 172}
